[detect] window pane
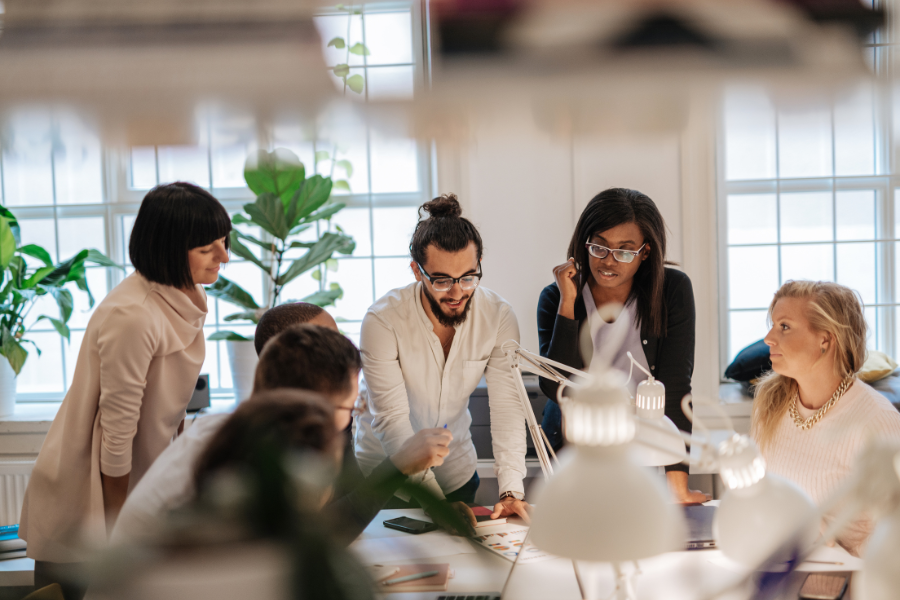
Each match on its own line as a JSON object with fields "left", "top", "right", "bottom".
{"left": 2, "top": 112, "right": 54, "bottom": 206}
{"left": 23, "top": 292, "right": 61, "bottom": 331}
{"left": 834, "top": 85, "right": 876, "bottom": 176}
{"left": 279, "top": 271, "right": 320, "bottom": 305}
{"left": 19, "top": 218, "right": 57, "bottom": 262}
{"left": 331, "top": 207, "right": 372, "bottom": 257}
{"left": 723, "top": 88, "right": 777, "bottom": 181}
{"left": 836, "top": 190, "right": 875, "bottom": 241}
{"left": 58, "top": 216, "right": 105, "bottom": 259}
{"left": 727, "top": 194, "right": 777, "bottom": 245}
{"left": 370, "top": 133, "right": 419, "bottom": 193}
{"left": 121, "top": 215, "right": 136, "bottom": 265}
{"left": 328, "top": 258, "right": 373, "bottom": 321}
{"left": 836, "top": 243, "right": 876, "bottom": 305}
{"left": 54, "top": 115, "right": 103, "bottom": 205}
{"left": 219, "top": 261, "right": 264, "bottom": 311}
{"left": 728, "top": 246, "right": 779, "bottom": 309}
{"left": 777, "top": 106, "right": 832, "bottom": 178}
{"left": 366, "top": 66, "right": 415, "bottom": 100}
{"left": 130, "top": 147, "right": 157, "bottom": 189}
{"left": 17, "top": 332, "right": 64, "bottom": 394}
{"left": 270, "top": 128, "right": 316, "bottom": 173}
{"left": 314, "top": 14, "right": 365, "bottom": 67}
{"left": 211, "top": 116, "right": 257, "bottom": 189}
{"left": 867, "top": 306, "right": 878, "bottom": 351}
{"left": 781, "top": 243, "right": 834, "bottom": 283}
{"left": 780, "top": 192, "right": 833, "bottom": 243}
{"left": 339, "top": 320, "right": 362, "bottom": 347}
{"left": 364, "top": 11, "right": 413, "bottom": 65}
{"left": 374, "top": 257, "right": 412, "bottom": 301}
{"left": 728, "top": 310, "right": 769, "bottom": 363}
{"left": 372, "top": 207, "right": 418, "bottom": 256}
{"left": 316, "top": 139, "right": 369, "bottom": 195}
{"left": 201, "top": 329, "right": 222, "bottom": 390}
{"left": 64, "top": 330, "right": 87, "bottom": 388}
{"left": 158, "top": 146, "right": 210, "bottom": 188}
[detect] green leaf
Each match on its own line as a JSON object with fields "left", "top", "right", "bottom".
{"left": 288, "top": 241, "right": 317, "bottom": 249}
{"left": 332, "top": 64, "right": 350, "bottom": 78}
{"left": 300, "top": 288, "right": 343, "bottom": 307}
{"left": 349, "top": 43, "right": 371, "bottom": 56}
{"left": 35, "top": 316, "right": 70, "bottom": 340}
{"left": 290, "top": 175, "right": 334, "bottom": 227}
{"left": 302, "top": 203, "right": 346, "bottom": 224}
{"left": 244, "top": 193, "right": 289, "bottom": 240}
{"left": 0, "top": 327, "right": 27, "bottom": 375}
{"left": 228, "top": 232, "right": 268, "bottom": 272}
{"left": 335, "top": 159, "right": 353, "bottom": 178}
{"left": 38, "top": 249, "right": 89, "bottom": 287}
{"left": 277, "top": 232, "right": 354, "bottom": 286}
{"left": 223, "top": 311, "right": 262, "bottom": 323}
{"left": 325, "top": 258, "right": 339, "bottom": 272}
{"left": 311, "top": 268, "right": 322, "bottom": 281}
{"left": 332, "top": 179, "right": 351, "bottom": 192}
{"left": 22, "top": 265, "right": 56, "bottom": 289}
{"left": 48, "top": 288, "right": 74, "bottom": 323}
{"left": 0, "top": 206, "right": 21, "bottom": 246}
{"left": 85, "top": 249, "right": 122, "bottom": 269}
{"left": 327, "top": 37, "right": 346, "bottom": 49}
{"left": 315, "top": 150, "right": 331, "bottom": 163}
{"left": 288, "top": 223, "right": 312, "bottom": 236}
{"left": 0, "top": 218, "right": 16, "bottom": 270}
{"left": 205, "top": 276, "right": 260, "bottom": 311}
{"left": 18, "top": 244, "right": 53, "bottom": 267}
{"left": 232, "top": 214, "right": 254, "bottom": 226}
{"left": 244, "top": 148, "right": 306, "bottom": 206}
{"left": 207, "top": 331, "right": 253, "bottom": 342}
{"left": 234, "top": 230, "right": 271, "bottom": 252}
{"left": 346, "top": 74, "right": 365, "bottom": 94}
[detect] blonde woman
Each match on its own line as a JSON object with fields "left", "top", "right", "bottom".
{"left": 753, "top": 280, "right": 900, "bottom": 556}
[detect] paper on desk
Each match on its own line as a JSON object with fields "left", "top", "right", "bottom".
{"left": 469, "top": 523, "right": 555, "bottom": 564}
{"left": 350, "top": 532, "right": 477, "bottom": 564}
{"left": 707, "top": 544, "right": 863, "bottom": 573}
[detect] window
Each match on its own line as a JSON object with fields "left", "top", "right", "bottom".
{"left": 719, "top": 12, "right": 896, "bottom": 374}
{"left": 0, "top": 2, "right": 431, "bottom": 400}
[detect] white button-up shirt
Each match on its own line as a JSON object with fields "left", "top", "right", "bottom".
{"left": 355, "top": 282, "right": 527, "bottom": 498}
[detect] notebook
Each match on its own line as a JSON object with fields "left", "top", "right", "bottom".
{"left": 684, "top": 504, "right": 717, "bottom": 550}
{"left": 380, "top": 563, "right": 451, "bottom": 593}
{"left": 469, "top": 504, "right": 507, "bottom": 527}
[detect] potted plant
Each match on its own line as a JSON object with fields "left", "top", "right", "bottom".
{"left": 0, "top": 206, "right": 119, "bottom": 416}
{"left": 207, "top": 148, "right": 355, "bottom": 402}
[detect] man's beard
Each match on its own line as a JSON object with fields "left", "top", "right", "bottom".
{"left": 422, "top": 284, "right": 473, "bottom": 328}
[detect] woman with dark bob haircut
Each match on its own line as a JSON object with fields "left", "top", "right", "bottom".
{"left": 21, "top": 182, "right": 231, "bottom": 598}
{"left": 537, "top": 188, "right": 707, "bottom": 503}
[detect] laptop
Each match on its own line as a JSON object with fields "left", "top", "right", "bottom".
{"left": 684, "top": 504, "right": 717, "bottom": 550}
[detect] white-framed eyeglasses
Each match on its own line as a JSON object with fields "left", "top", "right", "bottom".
{"left": 584, "top": 239, "right": 647, "bottom": 263}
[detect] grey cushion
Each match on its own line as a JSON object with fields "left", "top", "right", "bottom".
{"left": 868, "top": 368, "right": 900, "bottom": 410}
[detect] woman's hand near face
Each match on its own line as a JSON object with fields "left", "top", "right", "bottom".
{"left": 553, "top": 258, "right": 579, "bottom": 320}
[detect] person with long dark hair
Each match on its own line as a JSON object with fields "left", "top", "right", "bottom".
{"left": 20, "top": 182, "right": 231, "bottom": 598}
{"left": 537, "top": 187, "right": 708, "bottom": 503}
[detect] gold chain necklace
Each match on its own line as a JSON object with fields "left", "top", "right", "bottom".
{"left": 789, "top": 376, "right": 854, "bottom": 431}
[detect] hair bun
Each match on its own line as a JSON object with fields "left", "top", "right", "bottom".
{"left": 422, "top": 193, "right": 462, "bottom": 219}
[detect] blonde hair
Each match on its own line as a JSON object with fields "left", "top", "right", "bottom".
{"left": 752, "top": 280, "right": 867, "bottom": 451}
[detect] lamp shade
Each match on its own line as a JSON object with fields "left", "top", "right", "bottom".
{"left": 529, "top": 373, "right": 685, "bottom": 562}
{"left": 714, "top": 435, "right": 816, "bottom": 565}
{"left": 630, "top": 415, "right": 687, "bottom": 467}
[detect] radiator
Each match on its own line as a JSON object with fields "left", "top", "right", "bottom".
{"left": 0, "top": 462, "right": 33, "bottom": 527}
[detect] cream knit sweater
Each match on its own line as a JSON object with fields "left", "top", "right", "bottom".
{"left": 756, "top": 379, "right": 900, "bottom": 557}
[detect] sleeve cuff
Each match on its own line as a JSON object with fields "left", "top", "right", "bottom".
{"left": 497, "top": 470, "right": 525, "bottom": 497}
{"left": 100, "top": 445, "right": 132, "bottom": 477}
{"left": 665, "top": 462, "right": 689, "bottom": 474}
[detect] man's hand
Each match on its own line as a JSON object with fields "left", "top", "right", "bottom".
{"left": 389, "top": 428, "right": 453, "bottom": 475}
{"left": 424, "top": 501, "right": 476, "bottom": 537}
{"left": 491, "top": 496, "right": 532, "bottom": 524}
{"left": 666, "top": 470, "right": 711, "bottom": 504}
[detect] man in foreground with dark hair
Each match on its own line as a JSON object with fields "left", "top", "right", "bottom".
{"left": 356, "top": 193, "right": 531, "bottom": 523}
{"left": 112, "top": 304, "right": 451, "bottom": 545}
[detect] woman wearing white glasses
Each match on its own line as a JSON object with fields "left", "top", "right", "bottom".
{"left": 537, "top": 187, "right": 707, "bottom": 503}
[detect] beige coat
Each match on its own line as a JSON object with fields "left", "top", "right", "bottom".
{"left": 20, "top": 272, "right": 207, "bottom": 562}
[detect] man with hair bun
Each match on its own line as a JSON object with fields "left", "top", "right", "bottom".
{"left": 356, "top": 193, "right": 531, "bottom": 523}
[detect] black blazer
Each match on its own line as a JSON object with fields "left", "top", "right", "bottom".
{"left": 536, "top": 267, "right": 696, "bottom": 437}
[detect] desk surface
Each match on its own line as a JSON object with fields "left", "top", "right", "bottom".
{"left": 352, "top": 509, "right": 858, "bottom": 600}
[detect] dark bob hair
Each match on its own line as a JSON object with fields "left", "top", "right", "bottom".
{"left": 568, "top": 188, "right": 673, "bottom": 337}
{"left": 409, "top": 193, "right": 483, "bottom": 265}
{"left": 254, "top": 324, "right": 361, "bottom": 400}
{"left": 129, "top": 182, "right": 232, "bottom": 288}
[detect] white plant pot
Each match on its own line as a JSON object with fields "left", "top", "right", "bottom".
{"left": 0, "top": 358, "right": 17, "bottom": 418}
{"left": 226, "top": 339, "right": 258, "bottom": 404}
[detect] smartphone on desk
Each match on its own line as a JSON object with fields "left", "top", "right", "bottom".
{"left": 799, "top": 572, "right": 850, "bottom": 600}
{"left": 383, "top": 516, "right": 439, "bottom": 534}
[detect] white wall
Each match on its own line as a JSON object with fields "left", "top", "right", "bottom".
{"left": 437, "top": 103, "right": 721, "bottom": 400}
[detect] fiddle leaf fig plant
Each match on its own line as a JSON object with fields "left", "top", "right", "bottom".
{"left": 206, "top": 148, "right": 355, "bottom": 342}
{"left": 0, "top": 205, "right": 121, "bottom": 374}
